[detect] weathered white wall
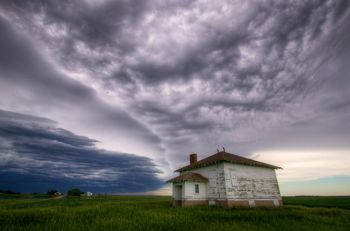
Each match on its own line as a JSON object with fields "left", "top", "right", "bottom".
{"left": 183, "top": 163, "right": 226, "bottom": 200}
{"left": 223, "top": 163, "right": 281, "bottom": 199}
{"left": 183, "top": 181, "right": 207, "bottom": 200}
{"left": 177, "top": 162, "right": 281, "bottom": 201}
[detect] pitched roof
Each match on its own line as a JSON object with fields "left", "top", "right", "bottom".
{"left": 166, "top": 172, "right": 208, "bottom": 183}
{"left": 175, "top": 151, "right": 281, "bottom": 172}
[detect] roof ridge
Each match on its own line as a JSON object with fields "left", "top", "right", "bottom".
{"left": 174, "top": 151, "right": 281, "bottom": 172}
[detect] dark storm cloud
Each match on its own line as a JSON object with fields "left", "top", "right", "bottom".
{"left": 0, "top": 109, "right": 163, "bottom": 193}
{"left": 0, "top": 13, "right": 164, "bottom": 155}
{"left": 0, "top": 0, "right": 151, "bottom": 87}
{"left": 0, "top": 0, "right": 148, "bottom": 44}
{"left": 0, "top": 0, "right": 350, "bottom": 177}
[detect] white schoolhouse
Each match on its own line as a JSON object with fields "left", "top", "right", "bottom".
{"left": 167, "top": 150, "right": 282, "bottom": 207}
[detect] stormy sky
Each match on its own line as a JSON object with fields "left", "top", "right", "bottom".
{"left": 0, "top": 0, "right": 349, "bottom": 195}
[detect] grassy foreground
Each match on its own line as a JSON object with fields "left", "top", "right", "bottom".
{"left": 0, "top": 195, "right": 349, "bottom": 231}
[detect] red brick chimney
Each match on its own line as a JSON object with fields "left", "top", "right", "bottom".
{"left": 190, "top": 153, "right": 197, "bottom": 165}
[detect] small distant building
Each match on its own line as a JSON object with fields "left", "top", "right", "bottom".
{"left": 167, "top": 150, "right": 282, "bottom": 208}
{"left": 54, "top": 192, "right": 62, "bottom": 196}
{"left": 81, "top": 192, "right": 93, "bottom": 197}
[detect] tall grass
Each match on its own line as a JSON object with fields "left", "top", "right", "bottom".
{"left": 0, "top": 196, "right": 349, "bottom": 231}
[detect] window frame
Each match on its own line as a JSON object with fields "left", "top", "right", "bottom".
{"left": 195, "top": 183, "right": 199, "bottom": 194}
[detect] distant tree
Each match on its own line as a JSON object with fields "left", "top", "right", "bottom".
{"left": 67, "top": 188, "right": 82, "bottom": 196}
{"left": 47, "top": 189, "right": 58, "bottom": 195}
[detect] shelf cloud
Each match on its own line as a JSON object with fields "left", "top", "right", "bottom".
{"left": 0, "top": 109, "right": 163, "bottom": 193}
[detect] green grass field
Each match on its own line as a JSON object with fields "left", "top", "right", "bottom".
{"left": 0, "top": 195, "right": 349, "bottom": 231}
{"left": 283, "top": 196, "right": 350, "bottom": 209}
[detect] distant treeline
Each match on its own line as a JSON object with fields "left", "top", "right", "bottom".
{"left": 0, "top": 189, "right": 20, "bottom": 194}
{"left": 1, "top": 188, "right": 85, "bottom": 196}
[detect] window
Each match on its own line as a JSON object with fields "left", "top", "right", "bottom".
{"left": 195, "top": 184, "right": 199, "bottom": 194}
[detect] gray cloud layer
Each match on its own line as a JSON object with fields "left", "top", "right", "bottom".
{"left": 0, "top": 109, "right": 163, "bottom": 193}
{"left": 0, "top": 12, "right": 165, "bottom": 157}
{"left": 0, "top": 0, "right": 350, "bottom": 182}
